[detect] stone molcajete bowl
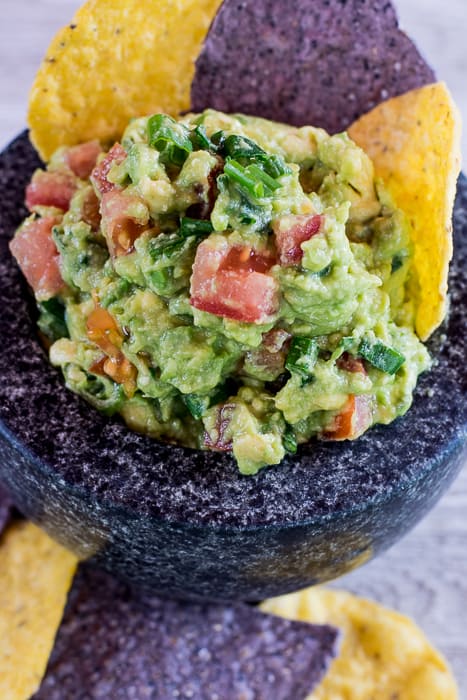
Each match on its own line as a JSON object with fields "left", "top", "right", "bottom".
{"left": 0, "top": 133, "right": 466, "bottom": 602}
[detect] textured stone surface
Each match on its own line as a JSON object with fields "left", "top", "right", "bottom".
{"left": 191, "top": 0, "right": 435, "bottom": 133}
{"left": 0, "top": 482, "right": 13, "bottom": 534}
{"left": 0, "top": 132, "right": 465, "bottom": 599}
{"left": 33, "top": 564, "right": 339, "bottom": 700}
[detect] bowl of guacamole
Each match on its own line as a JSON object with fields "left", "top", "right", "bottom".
{"left": 0, "top": 114, "right": 465, "bottom": 600}
{"left": 10, "top": 111, "right": 430, "bottom": 475}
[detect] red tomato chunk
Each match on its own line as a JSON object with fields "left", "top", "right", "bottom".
{"left": 190, "top": 240, "right": 279, "bottom": 323}
{"left": 9, "top": 217, "right": 64, "bottom": 300}
{"left": 273, "top": 214, "right": 323, "bottom": 266}
{"left": 323, "top": 394, "right": 373, "bottom": 441}
{"left": 65, "top": 141, "right": 101, "bottom": 179}
{"left": 26, "top": 170, "right": 76, "bottom": 212}
{"left": 91, "top": 143, "right": 127, "bottom": 195}
{"left": 100, "top": 191, "right": 148, "bottom": 257}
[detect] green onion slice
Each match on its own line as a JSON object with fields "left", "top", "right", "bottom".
{"left": 358, "top": 338, "right": 405, "bottom": 375}
{"left": 147, "top": 114, "right": 193, "bottom": 167}
{"left": 179, "top": 217, "right": 213, "bottom": 238}
{"left": 285, "top": 337, "right": 319, "bottom": 379}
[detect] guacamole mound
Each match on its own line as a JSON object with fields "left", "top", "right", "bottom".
{"left": 12, "top": 111, "right": 430, "bottom": 474}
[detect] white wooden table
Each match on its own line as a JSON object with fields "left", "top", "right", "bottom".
{"left": 1, "top": 0, "right": 466, "bottom": 694}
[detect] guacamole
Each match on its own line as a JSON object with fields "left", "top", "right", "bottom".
{"left": 11, "top": 111, "right": 430, "bottom": 474}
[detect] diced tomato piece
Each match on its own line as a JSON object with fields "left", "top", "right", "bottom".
{"left": 26, "top": 170, "right": 77, "bottom": 212}
{"left": 86, "top": 305, "right": 136, "bottom": 396}
{"left": 221, "top": 246, "right": 275, "bottom": 274}
{"left": 89, "top": 355, "right": 108, "bottom": 376}
{"left": 86, "top": 305, "right": 123, "bottom": 357}
{"left": 9, "top": 216, "right": 65, "bottom": 300}
{"left": 323, "top": 394, "right": 373, "bottom": 441}
{"left": 100, "top": 191, "right": 148, "bottom": 256}
{"left": 336, "top": 352, "right": 367, "bottom": 375}
{"left": 65, "top": 141, "right": 101, "bottom": 179}
{"left": 273, "top": 214, "right": 323, "bottom": 266}
{"left": 204, "top": 404, "right": 235, "bottom": 451}
{"left": 190, "top": 240, "right": 279, "bottom": 323}
{"left": 91, "top": 143, "right": 127, "bottom": 195}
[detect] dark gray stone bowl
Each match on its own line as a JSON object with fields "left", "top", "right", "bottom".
{"left": 0, "top": 132, "right": 466, "bottom": 601}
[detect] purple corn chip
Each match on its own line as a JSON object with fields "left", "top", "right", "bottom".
{"left": 34, "top": 565, "right": 339, "bottom": 700}
{"left": 191, "top": 0, "right": 435, "bottom": 133}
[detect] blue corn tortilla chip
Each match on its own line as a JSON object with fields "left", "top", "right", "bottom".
{"left": 34, "top": 565, "right": 339, "bottom": 699}
{"left": 0, "top": 483, "right": 14, "bottom": 535}
{"left": 191, "top": 0, "right": 435, "bottom": 133}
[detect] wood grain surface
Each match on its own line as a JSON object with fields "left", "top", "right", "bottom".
{"left": 0, "top": 0, "right": 466, "bottom": 695}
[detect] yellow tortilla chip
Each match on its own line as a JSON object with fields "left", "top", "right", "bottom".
{"left": 262, "top": 587, "right": 458, "bottom": 700}
{"left": 0, "top": 521, "right": 78, "bottom": 700}
{"left": 28, "top": 0, "right": 222, "bottom": 161}
{"left": 349, "top": 82, "right": 462, "bottom": 340}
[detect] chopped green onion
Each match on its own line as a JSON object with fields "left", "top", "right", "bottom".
{"left": 211, "top": 130, "right": 226, "bottom": 151}
{"left": 149, "top": 235, "right": 186, "bottom": 261}
{"left": 262, "top": 154, "right": 292, "bottom": 178}
{"left": 223, "top": 134, "right": 267, "bottom": 160}
{"left": 224, "top": 159, "right": 265, "bottom": 199}
{"left": 285, "top": 337, "right": 319, "bottom": 379}
{"left": 179, "top": 217, "right": 213, "bottom": 238}
{"left": 358, "top": 338, "right": 405, "bottom": 375}
{"left": 222, "top": 135, "right": 291, "bottom": 179}
{"left": 283, "top": 426, "right": 297, "bottom": 454}
{"left": 247, "top": 164, "right": 281, "bottom": 192}
{"left": 191, "top": 125, "right": 216, "bottom": 152}
{"left": 183, "top": 393, "right": 210, "bottom": 419}
{"left": 147, "top": 114, "right": 193, "bottom": 167}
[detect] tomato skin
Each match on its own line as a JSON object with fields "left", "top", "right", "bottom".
{"left": 322, "top": 394, "right": 373, "bottom": 441}
{"left": 65, "top": 141, "right": 101, "bottom": 179}
{"left": 9, "top": 216, "right": 65, "bottom": 300}
{"left": 86, "top": 305, "right": 137, "bottom": 396}
{"left": 91, "top": 143, "right": 127, "bottom": 195}
{"left": 26, "top": 170, "right": 76, "bottom": 212}
{"left": 100, "top": 191, "right": 148, "bottom": 257}
{"left": 190, "top": 240, "right": 279, "bottom": 323}
{"left": 273, "top": 214, "right": 323, "bottom": 266}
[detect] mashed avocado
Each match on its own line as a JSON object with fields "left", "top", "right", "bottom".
{"left": 14, "top": 111, "right": 430, "bottom": 474}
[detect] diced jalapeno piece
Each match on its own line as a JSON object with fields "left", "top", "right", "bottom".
{"left": 358, "top": 338, "right": 405, "bottom": 374}
{"left": 179, "top": 217, "right": 213, "bottom": 238}
{"left": 283, "top": 426, "right": 298, "bottom": 454}
{"left": 285, "top": 336, "right": 319, "bottom": 379}
{"left": 147, "top": 114, "right": 193, "bottom": 166}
